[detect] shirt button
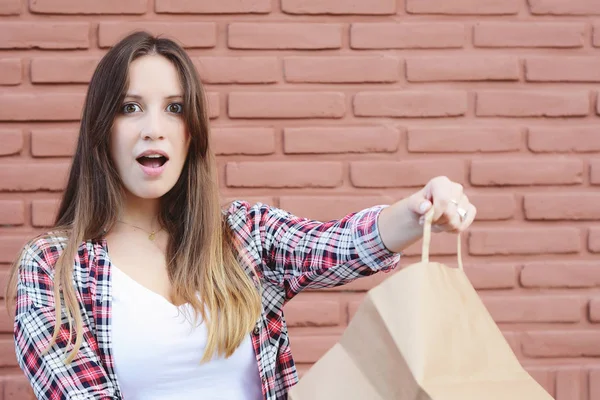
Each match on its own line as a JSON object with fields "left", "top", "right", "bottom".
{"left": 253, "top": 325, "right": 260, "bottom": 335}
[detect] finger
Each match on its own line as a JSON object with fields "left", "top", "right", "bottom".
{"left": 446, "top": 202, "right": 464, "bottom": 232}
{"left": 408, "top": 190, "right": 433, "bottom": 216}
{"left": 434, "top": 184, "right": 464, "bottom": 226}
{"left": 459, "top": 203, "right": 477, "bottom": 232}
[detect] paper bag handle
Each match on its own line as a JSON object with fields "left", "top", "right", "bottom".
{"left": 421, "top": 207, "right": 464, "bottom": 271}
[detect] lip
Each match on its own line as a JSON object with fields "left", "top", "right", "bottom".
{"left": 136, "top": 149, "right": 169, "bottom": 177}
{"left": 136, "top": 149, "right": 169, "bottom": 159}
{"left": 138, "top": 161, "right": 168, "bottom": 177}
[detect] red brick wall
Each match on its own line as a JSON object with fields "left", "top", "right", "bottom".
{"left": 1, "top": 0, "right": 600, "bottom": 398}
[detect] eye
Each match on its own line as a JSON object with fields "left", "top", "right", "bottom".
{"left": 167, "top": 103, "right": 183, "bottom": 114}
{"left": 122, "top": 103, "right": 141, "bottom": 114}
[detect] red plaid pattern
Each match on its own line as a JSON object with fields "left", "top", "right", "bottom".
{"left": 14, "top": 201, "right": 400, "bottom": 399}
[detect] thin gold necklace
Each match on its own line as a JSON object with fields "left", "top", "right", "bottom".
{"left": 116, "top": 220, "right": 163, "bottom": 241}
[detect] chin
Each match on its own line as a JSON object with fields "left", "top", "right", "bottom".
{"left": 128, "top": 184, "right": 176, "bottom": 200}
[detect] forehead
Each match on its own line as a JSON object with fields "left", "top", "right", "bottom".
{"left": 126, "top": 54, "right": 183, "bottom": 96}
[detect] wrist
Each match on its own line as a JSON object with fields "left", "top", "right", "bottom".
{"left": 377, "top": 198, "right": 424, "bottom": 253}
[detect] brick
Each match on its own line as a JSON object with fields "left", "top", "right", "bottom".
{"left": 98, "top": 22, "right": 216, "bottom": 48}
{"left": 3, "top": 375, "right": 36, "bottom": 400}
{"left": 226, "top": 162, "right": 343, "bottom": 188}
{"left": 469, "top": 228, "right": 581, "bottom": 255}
{"left": 526, "top": 57, "right": 600, "bottom": 82}
{"left": 0, "top": 163, "right": 70, "bottom": 192}
{"left": 283, "top": 126, "right": 400, "bottom": 154}
{"left": 529, "top": 0, "right": 600, "bottom": 15}
{"left": 555, "top": 367, "right": 585, "bottom": 400}
{"left": 291, "top": 335, "right": 339, "bottom": 363}
{"left": 0, "top": 22, "right": 89, "bottom": 49}
{"left": 407, "top": 0, "right": 520, "bottom": 14}
{"left": 194, "top": 57, "right": 279, "bottom": 84}
{"left": 467, "top": 194, "right": 516, "bottom": 221}
{"left": 407, "top": 56, "right": 519, "bottom": 82}
{"left": 30, "top": 57, "right": 99, "bottom": 83}
{"left": 0, "top": 300, "right": 14, "bottom": 330}
{"left": 591, "top": 158, "right": 600, "bottom": 185}
{"left": 211, "top": 127, "right": 275, "bottom": 155}
{"left": 228, "top": 23, "right": 342, "bottom": 49}
{"left": 354, "top": 91, "right": 467, "bottom": 117}
{"left": 0, "top": 201, "right": 25, "bottom": 226}
{"left": 403, "top": 231, "right": 460, "bottom": 256}
{"left": 589, "top": 298, "right": 600, "bottom": 322}
{"left": 525, "top": 193, "right": 600, "bottom": 220}
{"left": 322, "top": 271, "right": 391, "bottom": 292}
{"left": 591, "top": 159, "right": 600, "bottom": 185}
{"left": 525, "top": 367, "right": 555, "bottom": 397}
{"left": 30, "top": 128, "right": 78, "bottom": 157}
{"left": 0, "top": 0, "right": 20, "bottom": 14}
{"left": 0, "top": 269, "right": 8, "bottom": 299}
{"left": 30, "top": 0, "right": 146, "bottom": 14}
{"left": 350, "top": 160, "right": 465, "bottom": 188}
{"left": 207, "top": 92, "right": 219, "bottom": 119}
{"left": 279, "top": 196, "right": 395, "bottom": 222}
{"left": 529, "top": 126, "right": 600, "bottom": 153}
{"left": 471, "top": 158, "right": 583, "bottom": 186}
{"left": 0, "top": 236, "right": 29, "bottom": 263}
{"left": 476, "top": 91, "right": 589, "bottom": 117}
{"left": 408, "top": 127, "right": 521, "bottom": 153}
{"left": 0, "top": 129, "right": 23, "bottom": 155}
{"left": 590, "top": 228, "right": 600, "bottom": 253}
{"left": 502, "top": 332, "right": 521, "bottom": 355}
{"left": 285, "top": 294, "right": 342, "bottom": 327}
{"left": 474, "top": 22, "right": 585, "bottom": 48}
{"left": 282, "top": 0, "right": 395, "bottom": 14}
{"left": 156, "top": 0, "right": 269, "bottom": 13}
{"left": 284, "top": 56, "right": 400, "bottom": 83}
{"left": 595, "top": 24, "right": 600, "bottom": 47}
{"left": 228, "top": 92, "right": 345, "bottom": 119}
{"left": 523, "top": 331, "right": 600, "bottom": 357}
{"left": 591, "top": 369, "right": 600, "bottom": 399}
{"left": 0, "top": 93, "right": 84, "bottom": 121}
{"left": 521, "top": 261, "right": 600, "bottom": 288}
{"left": 0, "top": 59, "right": 21, "bottom": 85}
{"left": 347, "top": 297, "right": 363, "bottom": 321}
{"left": 0, "top": 340, "right": 17, "bottom": 367}
{"left": 32, "top": 199, "right": 59, "bottom": 227}
{"left": 351, "top": 23, "right": 464, "bottom": 49}
{"left": 482, "top": 295, "right": 582, "bottom": 323}
{"left": 463, "top": 263, "right": 516, "bottom": 289}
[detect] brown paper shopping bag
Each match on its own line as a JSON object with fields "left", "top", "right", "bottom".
{"left": 289, "top": 208, "right": 554, "bottom": 400}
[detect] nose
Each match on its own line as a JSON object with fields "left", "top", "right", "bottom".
{"left": 140, "top": 111, "right": 165, "bottom": 140}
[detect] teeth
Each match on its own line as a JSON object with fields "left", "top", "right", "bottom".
{"left": 145, "top": 154, "right": 163, "bottom": 158}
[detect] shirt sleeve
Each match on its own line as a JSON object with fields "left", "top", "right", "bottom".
{"left": 14, "top": 242, "right": 119, "bottom": 400}
{"left": 226, "top": 200, "right": 401, "bottom": 302}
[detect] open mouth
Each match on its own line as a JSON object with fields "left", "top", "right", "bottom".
{"left": 136, "top": 154, "right": 168, "bottom": 168}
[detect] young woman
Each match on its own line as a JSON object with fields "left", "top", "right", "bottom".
{"left": 6, "top": 32, "right": 476, "bottom": 400}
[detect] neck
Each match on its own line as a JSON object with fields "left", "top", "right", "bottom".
{"left": 118, "top": 191, "right": 161, "bottom": 231}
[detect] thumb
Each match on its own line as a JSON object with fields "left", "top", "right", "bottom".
{"left": 408, "top": 191, "right": 433, "bottom": 215}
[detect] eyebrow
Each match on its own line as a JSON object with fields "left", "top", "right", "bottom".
{"left": 124, "top": 94, "right": 183, "bottom": 100}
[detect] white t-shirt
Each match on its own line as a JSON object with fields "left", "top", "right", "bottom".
{"left": 110, "top": 264, "right": 264, "bottom": 400}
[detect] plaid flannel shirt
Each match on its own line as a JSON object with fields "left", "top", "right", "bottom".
{"left": 14, "top": 200, "right": 401, "bottom": 400}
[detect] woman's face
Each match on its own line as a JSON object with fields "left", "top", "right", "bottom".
{"left": 110, "top": 54, "right": 190, "bottom": 200}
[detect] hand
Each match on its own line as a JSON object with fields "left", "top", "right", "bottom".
{"left": 407, "top": 176, "right": 476, "bottom": 233}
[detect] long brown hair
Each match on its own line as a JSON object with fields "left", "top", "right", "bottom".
{"left": 5, "top": 31, "right": 262, "bottom": 364}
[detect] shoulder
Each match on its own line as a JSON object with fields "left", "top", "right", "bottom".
{"left": 19, "top": 232, "right": 67, "bottom": 272}
{"left": 17, "top": 231, "right": 92, "bottom": 276}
